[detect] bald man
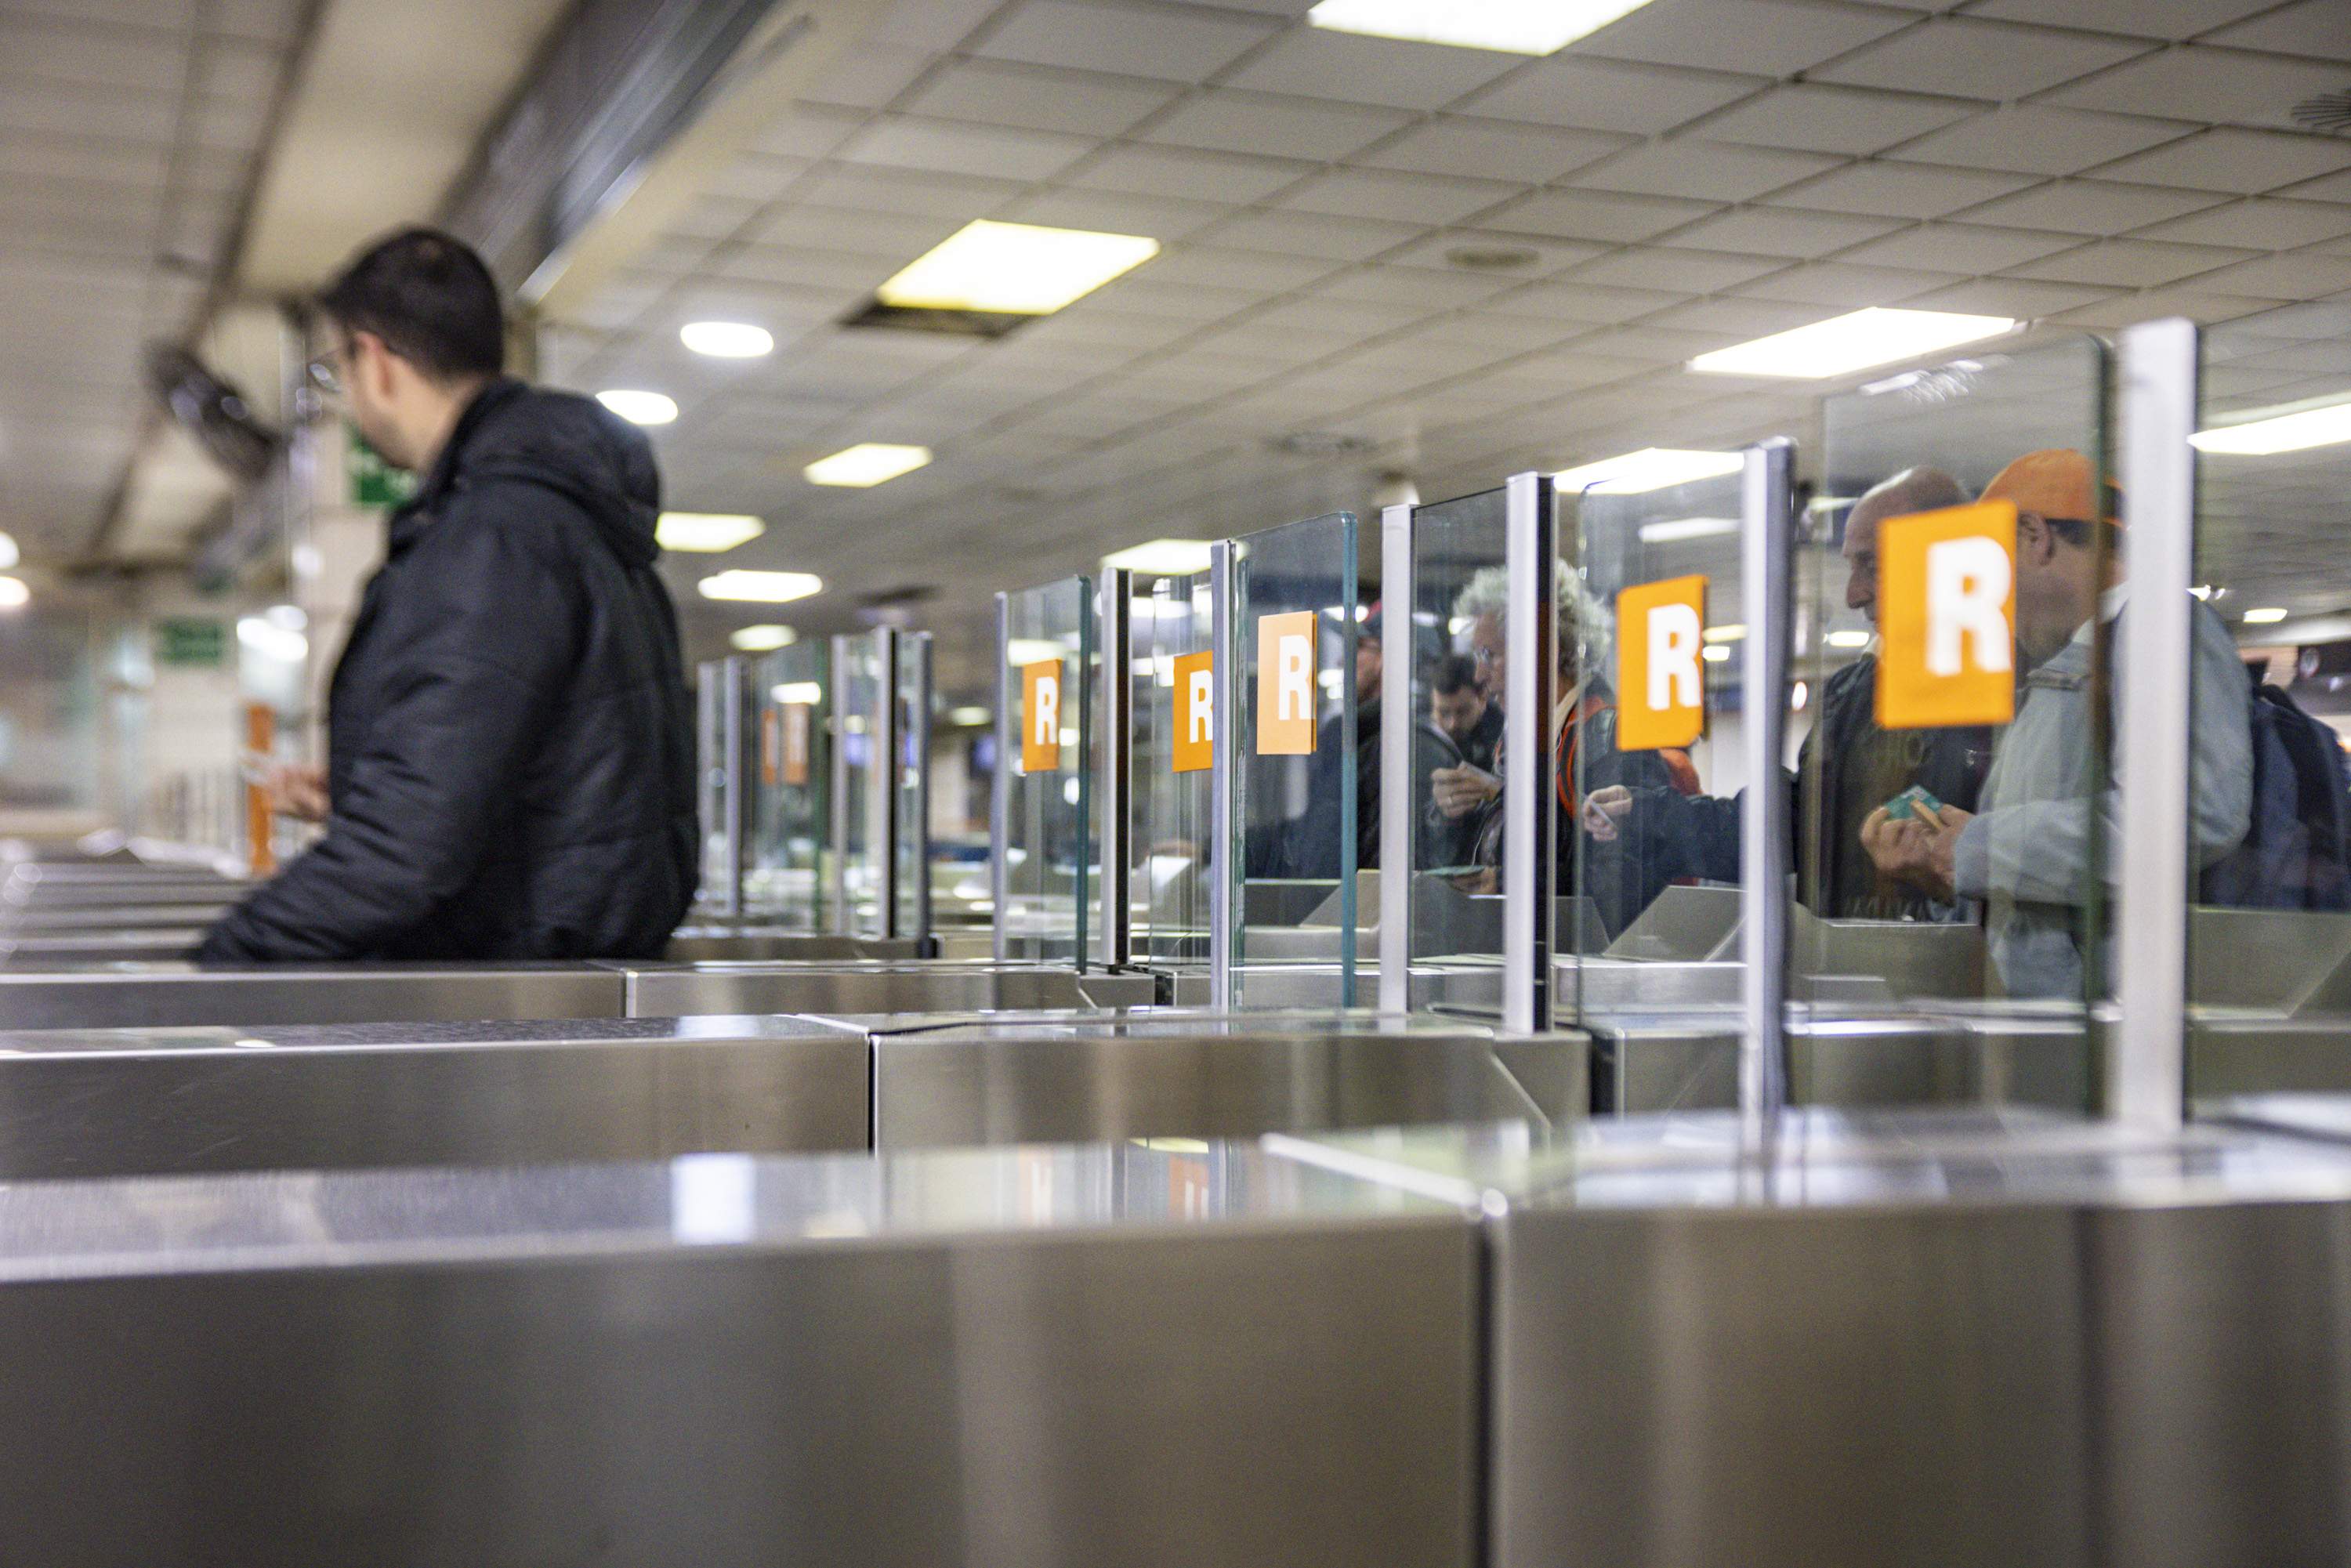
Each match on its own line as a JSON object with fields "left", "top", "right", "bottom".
{"left": 1583, "top": 467, "right": 1994, "bottom": 923}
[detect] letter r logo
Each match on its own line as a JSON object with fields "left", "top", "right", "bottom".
{"left": 1878, "top": 500, "right": 2018, "bottom": 730}
{"left": 1616, "top": 575, "right": 1708, "bottom": 751}
{"left": 1020, "top": 660, "right": 1063, "bottom": 773}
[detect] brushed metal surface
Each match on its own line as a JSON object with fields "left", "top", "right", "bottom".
{"left": 0, "top": 930, "right": 203, "bottom": 965}
{"left": 0, "top": 965, "right": 629, "bottom": 1030}
{"left": 0, "top": 1146, "right": 1480, "bottom": 1568}
{"left": 662, "top": 929, "right": 927, "bottom": 961}
{"left": 871, "top": 1022, "right": 1585, "bottom": 1149}
{"left": 621, "top": 961, "right": 1157, "bottom": 1016}
{"left": 1162, "top": 964, "right": 1503, "bottom": 1012}
{"left": 0, "top": 1021, "right": 870, "bottom": 1178}
{"left": 1592, "top": 1012, "right": 2089, "bottom": 1113}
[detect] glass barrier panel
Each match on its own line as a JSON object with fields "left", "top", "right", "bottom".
{"left": 1563, "top": 472, "right": 1746, "bottom": 1025}
{"left": 2187, "top": 302, "right": 2351, "bottom": 1111}
{"left": 1136, "top": 573, "right": 1213, "bottom": 969}
{"left": 1406, "top": 488, "right": 1509, "bottom": 977}
{"left": 1001, "top": 577, "right": 1093, "bottom": 965}
{"left": 893, "top": 632, "right": 929, "bottom": 943}
{"left": 1231, "top": 512, "right": 1360, "bottom": 1005}
{"left": 1804, "top": 335, "right": 2111, "bottom": 1113}
{"left": 835, "top": 632, "right": 886, "bottom": 939}
{"left": 694, "top": 657, "right": 738, "bottom": 917}
{"left": 745, "top": 639, "right": 829, "bottom": 929}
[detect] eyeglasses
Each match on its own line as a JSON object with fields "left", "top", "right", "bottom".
{"left": 306, "top": 344, "right": 347, "bottom": 397}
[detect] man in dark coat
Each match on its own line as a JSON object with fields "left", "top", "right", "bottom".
{"left": 199, "top": 228, "right": 697, "bottom": 962}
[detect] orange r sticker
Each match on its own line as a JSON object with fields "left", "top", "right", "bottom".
{"left": 1877, "top": 500, "right": 2017, "bottom": 731}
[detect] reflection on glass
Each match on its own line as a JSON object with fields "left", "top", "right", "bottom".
{"left": 1000, "top": 578, "right": 1093, "bottom": 965}
{"left": 893, "top": 632, "right": 928, "bottom": 942}
{"left": 746, "top": 640, "right": 829, "bottom": 929}
{"left": 1232, "top": 512, "right": 1360, "bottom": 1002}
{"left": 1404, "top": 490, "right": 1508, "bottom": 970}
{"left": 836, "top": 633, "right": 886, "bottom": 937}
{"left": 2189, "top": 303, "right": 2351, "bottom": 1106}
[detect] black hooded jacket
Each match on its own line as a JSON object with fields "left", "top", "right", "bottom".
{"left": 198, "top": 379, "right": 698, "bottom": 962}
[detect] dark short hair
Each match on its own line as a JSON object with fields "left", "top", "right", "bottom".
{"left": 1429, "top": 654, "right": 1480, "bottom": 697}
{"left": 317, "top": 227, "right": 505, "bottom": 382}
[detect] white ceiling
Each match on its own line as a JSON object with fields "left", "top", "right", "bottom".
{"left": 532, "top": 0, "right": 2351, "bottom": 671}
{"left": 0, "top": 0, "right": 313, "bottom": 558}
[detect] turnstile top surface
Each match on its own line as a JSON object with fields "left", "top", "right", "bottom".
{"left": 0, "top": 1012, "right": 866, "bottom": 1056}
{"left": 0, "top": 1137, "right": 1465, "bottom": 1281}
{"left": 811, "top": 1006, "right": 1510, "bottom": 1040}
{"left": 1277, "top": 1108, "right": 2351, "bottom": 1213}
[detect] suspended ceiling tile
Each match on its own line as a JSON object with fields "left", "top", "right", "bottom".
{"left": 1645, "top": 295, "right": 1845, "bottom": 335}
{"left": 2135, "top": 198, "right": 2351, "bottom": 249}
{"left": 2204, "top": 0, "right": 2351, "bottom": 63}
{"left": 2054, "top": 290, "right": 2284, "bottom": 330}
{"left": 1085, "top": 277, "right": 1268, "bottom": 319}
{"left": 1732, "top": 261, "right": 1963, "bottom": 303}
{"left": 998, "top": 185, "right": 1230, "bottom": 239}
{"left": 868, "top": 0, "right": 1007, "bottom": 52}
{"left": 1068, "top": 143, "right": 1314, "bottom": 204}
{"left": 1381, "top": 230, "right": 1610, "bottom": 274}
{"left": 752, "top": 202, "right": 962, "bottom": 259}
{"left": 2005, "top": 236, "right": 2257, "bottom": 286}
{"left": 1274, "top": 167, "right": 1523, "bottom": 226}
{"left": 1810, "top": 17, "right": 2152, "bottom": 100}
{"left": 897, "top": 59, "right": 1181, "bottom": 137}
{"left": 1657, "top": 205, "right": 1907, "bottom": 259}
{"left": 1194, "top": 207, "right": 1425, "bottom": 260}
{"left": 747, "top": 107, "right": 868, "bottom": 161}
{"left": 1483, "top": 280, "right": 1688, "bottom": 324}
{"left": 1459, "top": 56, "right": 1761, "bottom": 136}
{"left": 2185, "top": 253, "right": 2351, "bottom": 299}
{"left": 0, "top": 78, "right": 178, "bottom": 143}
{"left": 1219, "top": 26, "right": 1522, "bottom": 110}
{"left": 701, "top": 153, "right": 813, "bottom": 205}
{"left": 1766, "top": 159, "right": 2040, "bottom": 219}
{"left": 792, "top": 164, "right": 1028, "bottom": 219}
{"left": 1698, "top": 83, "right": 1979, "bottom": 156}
{"left": 1355, "top": 118, "right": 1633, "bottom": 183}
{"left": 1482, "top": 188, "right": 1718, "bottom": 243}
{"left": 2046, "top": 48, "right": 2351, "bottom": 131}
{"left": 1134, "top": 244, "right": 1339, "bottom": 292}
{"left": 1894, "top": 103, "right": 2197, "bottom": 175}
{"left": 1248, "top": 292, "right": 1427, "bottom": 339}
{"left": 1958, "top": 178, "right": 2229, "bottom": 235}
{"left": 2086, "top": 129, "right": 2351, "bottom": 195}
{"left": 1143, "top": 89, "right": 1415, "bottom": 161}
{"left": 1900, "top": 276, "right": 2118, "bottom": 316}
{"left": 799, "top": 45, "right": 938, "bottom": 110}
{"left": 1966, "top": 0, "right": 2280, "bottom": 40}
{"left": 1421, "top": 310, "right": 1594, "bottom": 352}
{"left": 972, "top": 0, "right": 1277, "bottom": 83}
{"left": 1571, "top": 140, "right": 1841, "bottom": 202}
{"left": 1318, "top": 263, "right": 1520, "bottom": 307}
{"left": 0, "top": 14, "right": 187, "bottom": 95}
{"left": 835, "top": 115, "right": 1095, "bottom": 181}
{"left": 1573, "top": 246, "right": 1791, "bottom": 291}
{"left": 1569, "top": 0, "right": 1911, "bottom": 76}
{"left": 2278, "top": 168, "right": 2351, "bottom": 206}
{"left": 1838, "top": 221, "right": 2085, "bottom": 271}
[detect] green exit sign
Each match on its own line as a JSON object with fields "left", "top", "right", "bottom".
{"left": 348, "top": 425, "right": 415, "bottom": 509}
{"left": 155, "top": 617, "right": 226, "bottom": 668}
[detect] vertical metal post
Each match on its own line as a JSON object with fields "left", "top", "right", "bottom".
{"left": 870, "top": 627, "right": 900, "bottom": 941}
{"left": 991, "top": 596, "right": 1012, "bottom": 963}
{"left": 1099, "top": 570, "right": 1134, "bottom": 969}
{"left": 828, "top": 634, "right": 852, "bottom": 937}
{"left": 1210, "top": 541, "right": 1237, "bottom": 1012}
{"left": 718, "top": 654, "right": 747, "bottom": 920}
{"left": 1378, "top": 503, "right": 1415, "bottom": 1013}
{"left": 1739, "top": 439, "right": 1796, "bottom": 1143}
{"left": 2115, "top": 317, "right": 2197, "bottom": 1130}
{"left": 908, "top": 631, "right": 933, "bottom": 948}
{"left": 1502, "top": 473, "right": 1557, "bottom": 1034}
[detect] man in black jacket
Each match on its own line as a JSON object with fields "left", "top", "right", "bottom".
{"left": 199, "top": 228, "right": 697, "bottom": 962}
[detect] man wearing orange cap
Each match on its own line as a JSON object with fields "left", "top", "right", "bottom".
{"left": 1862, "top": 448, "right": 2251, "bottom": 998}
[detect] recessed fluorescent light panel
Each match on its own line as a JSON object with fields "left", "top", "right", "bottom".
{"left": 1637, "top": 516, "right": 1741, "bottom": 543}
{"left": 657, "top": 512, "right": 765, "bottom": 552}
{"left": 2190, "top": 400, "right": 2351, "bottom": 457}
{"left": 0, "top": 533, "right": 17, "bottom": 570}
{"left": 1690, "top": 308, "right": 2017, "bottom": 380}
{"left": 2243, "top": 607, "right": 2290, "bottom": 625}
{"left": 1827, "top": 629, "right": 1872, "bottom": 649}
{"left": 596, "top": 389, "right": 678, "bottom": 425}
{"left": 698, "top": 570, "right": 824, "bottom": 604}
{"left": 804, "top": 444, "right": 932, "bottom": 487}
{"left": 1307, "top": 0, "right": 1659, "bottom": 54}
{"left": 772, "top": 682, "right": 824, "bottom": 704}
{"left": 730, "top": 625, "right": 796, "bottom": 653}
{"left": 1559, "top": 449, "right": 1743, "bottom": 496}
{"left": 679, "top": 321, "right": 773, "bottom": 358}
{"left": 1103, "top": 538, "right": 1215, "bottom": 576}
{"left": 878, "top": 220, "right": 1160, "bottom": 316}
{"left": 0, "top": 576, "right": 28, "bottom": 610}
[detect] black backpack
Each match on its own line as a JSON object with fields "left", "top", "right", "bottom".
{"left": 2200, "top": 664, "right": 2351, "bottom": 911}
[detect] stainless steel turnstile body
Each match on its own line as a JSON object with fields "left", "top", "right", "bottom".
{"left": 0, "top": 963, "right": 632, "bottom": 1030}
{"left": 0, "top": 1143, "right": 1480, "bottom": 1568}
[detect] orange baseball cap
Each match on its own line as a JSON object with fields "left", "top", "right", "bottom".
{"left": 1979, "top": 448, "right": 2121, "bottom": 527}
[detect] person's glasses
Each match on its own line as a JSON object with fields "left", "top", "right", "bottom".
{"left": 1471, "top": 645, "right": 1502, "bottom": 668}
{"left": 306, "top": 347, "right": 345, "bottom": 397}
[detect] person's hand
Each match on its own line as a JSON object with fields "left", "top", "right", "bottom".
{"left": 1860, "top": 802, "right": 1969, "bottom": 901}
{"left": 264, "top": 762, "right": 329, "bottom": 824}
{"left": 1582, "top": 784, "right": 1633, "bottom": 842}
{"left": 1430, "top": 764, "right": 1500, "bottom": 820}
